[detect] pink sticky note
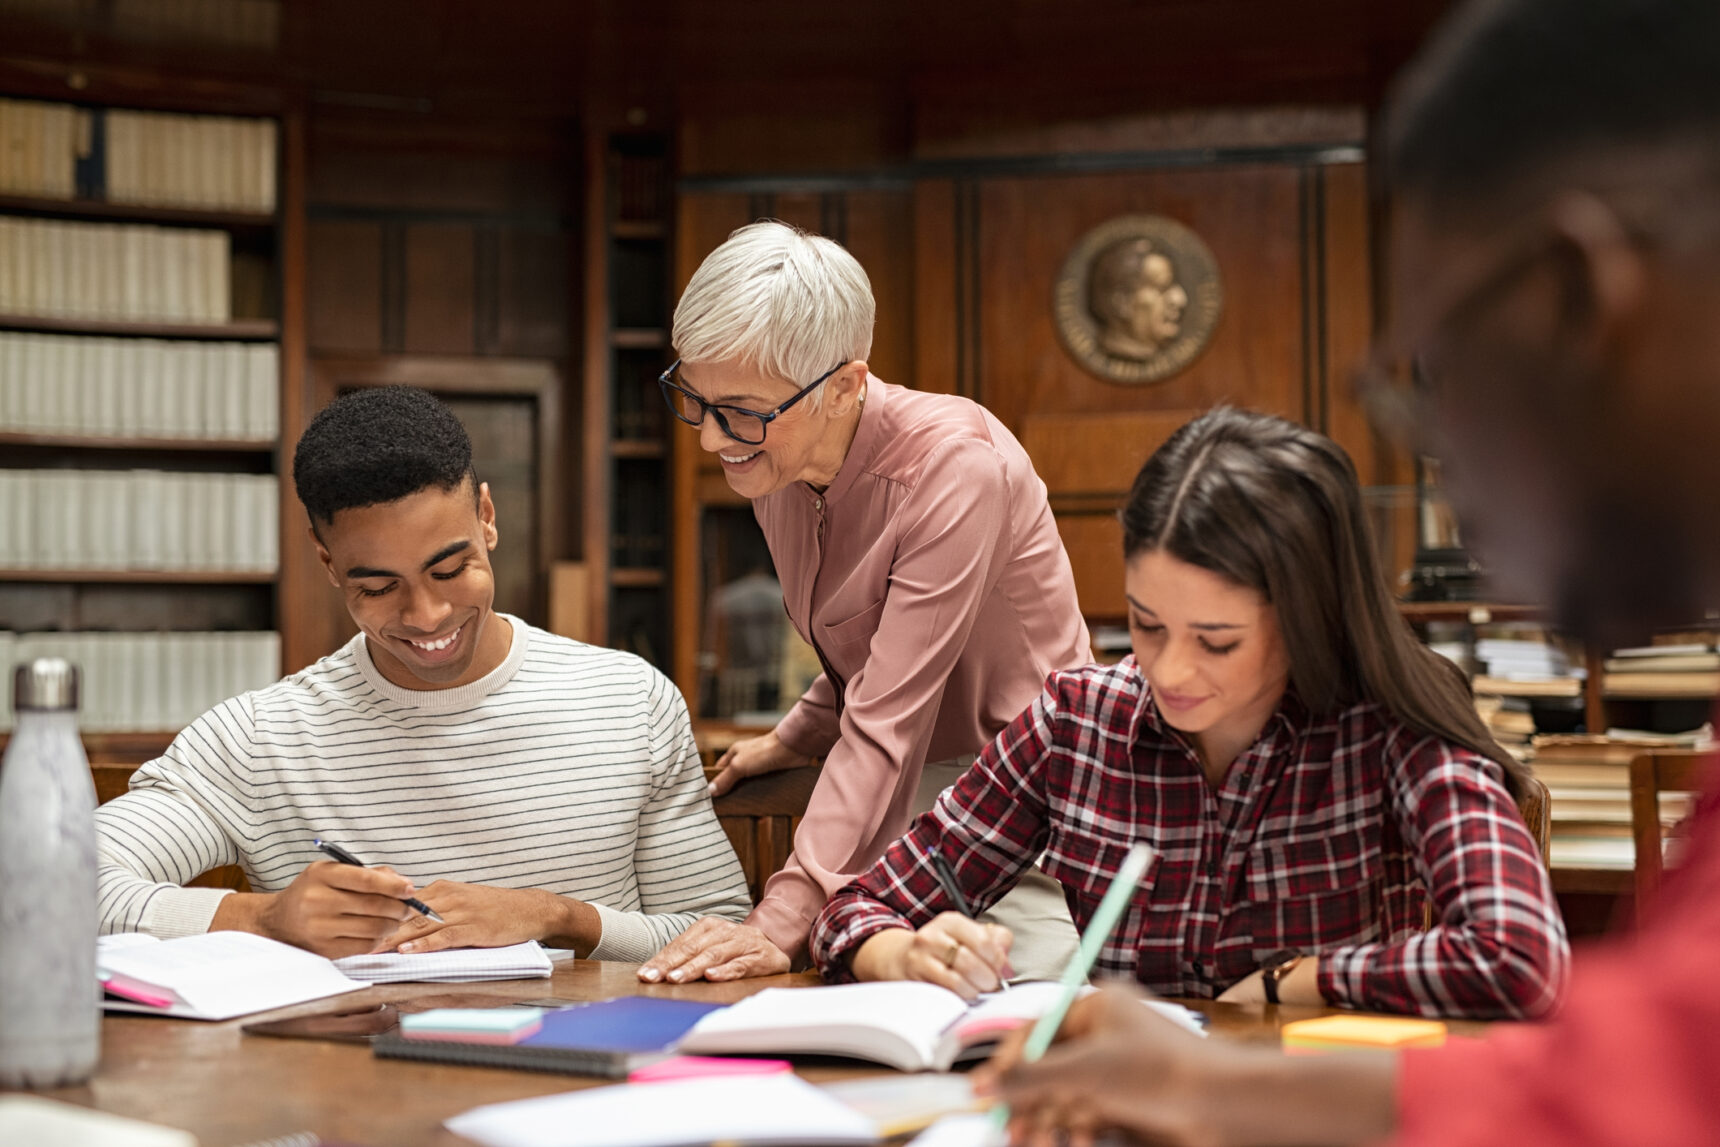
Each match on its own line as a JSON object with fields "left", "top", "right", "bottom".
{"left": 628, "top": 1055, "right": 794, "bottom": 1084}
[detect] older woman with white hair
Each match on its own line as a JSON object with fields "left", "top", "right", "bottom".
{"left": 637, "top": 220, "right": 1092, "bottom": 984}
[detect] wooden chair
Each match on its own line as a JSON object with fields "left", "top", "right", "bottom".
{"left": 712, "top": 765, "right": 822, "bottom": 904}
{"left": 1629, "top": 749, "right": 1713, "bottom": 921}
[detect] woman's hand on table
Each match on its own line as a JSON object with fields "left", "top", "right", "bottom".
{"left": 850, "top": 912, "right": 1014, "bottom": 1001}
{"left": 638, "top": 918, "right": 791, "bottom": 983}
{"left": 707, "top": 730, "right": 813, "bottom": 798}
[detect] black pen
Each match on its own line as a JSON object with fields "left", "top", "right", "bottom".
{"left": 314, "top": 839, "right": 445, "bottom": 922}
{"left": 930, "top": 852, "right": 1010, "bottom": 991}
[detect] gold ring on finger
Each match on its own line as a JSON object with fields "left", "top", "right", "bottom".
{"left": 941, "top": 939, "right": 962, "bottom": 968}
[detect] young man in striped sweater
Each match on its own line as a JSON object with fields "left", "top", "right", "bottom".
{"left": 94, "top": 386, "right": 751, "bottom": 962}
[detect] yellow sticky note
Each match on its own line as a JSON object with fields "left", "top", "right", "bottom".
{"left": 1281, "top": 1015, "right": 1447, "bottom": 1053}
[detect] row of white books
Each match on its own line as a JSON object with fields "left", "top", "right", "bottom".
{"left": 0, "top": 216, "right": 231, "bottom": 323}
{"left": 0, "top": 96, "right": 277, "bottom": 212}
{"left": 0, "top": 630, "right": 280, "bottom": 733}
{"left": 0, "top": 97, "right": 77, "bottom": 199}
{"left": 0, "top": 332, "right": 278, "bottom": 441}
{"left": 0, "top": 469, "right": 279, "bottom": 573}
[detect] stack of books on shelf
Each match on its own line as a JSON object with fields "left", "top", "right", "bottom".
{"left": 0, "top": 332, "right": 278, "bottom": 440}
{"left": 1468, "top": 635, "right": 1586, "bottom": 750}
{"left": 0, "top": 96, "right": 276, "bottom": 212}
{"left": 0, "top": 215, "right": 230, "bottom": 324}
{"left": 0, "top": 630, "right": 280, "bottom": 734}
{"left": 1528, "top": 728, "right": 1712, "bottom": 870}
{"left": 1470, "top": 637, "right": 1584, "bottom": 697}
{"left": 1602, "top": 642, "right": 1720, "bottom": 699}
{"left": 0, "top": 470, "right": 279, "bottom": 573}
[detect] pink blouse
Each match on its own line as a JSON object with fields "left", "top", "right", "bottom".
{"left": 746, "top": 375, "right": 1091, "bottom": 958}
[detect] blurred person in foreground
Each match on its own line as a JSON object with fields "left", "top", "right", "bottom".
{"left": 977, "top": 1, "right": 1720, "bottom": 1144}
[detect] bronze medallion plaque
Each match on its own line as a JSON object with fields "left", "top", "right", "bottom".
{"left": 1053, "top": 214, "right": 1224, "bottom": 385}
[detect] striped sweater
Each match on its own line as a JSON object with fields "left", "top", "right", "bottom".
{"left": 94, "top": 616, "right": 751, "bottom": 962}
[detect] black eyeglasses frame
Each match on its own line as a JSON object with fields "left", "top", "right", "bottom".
{"left": 657, "top": 359, "right": 849, "bottom": 446}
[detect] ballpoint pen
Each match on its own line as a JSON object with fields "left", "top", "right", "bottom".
{"left": 930, "top": 852, "right": 1010, "bottom": 992}
{"left": 313, "top": 839, "right": 445, "bottom": 922}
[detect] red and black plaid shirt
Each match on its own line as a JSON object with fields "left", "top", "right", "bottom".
{"left": 811, "top": 657, "right": 1569, "bottom": 1020}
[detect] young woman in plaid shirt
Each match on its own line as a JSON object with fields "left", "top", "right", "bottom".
{"left": 810, "top": 408, "right": 1568, "bottom": 1020}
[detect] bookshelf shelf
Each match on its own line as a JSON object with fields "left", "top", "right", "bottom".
{"left": 0, "top": 193, "right": 275, "bottom": 232}
{"left": 611, "top": 220, "right": 667, "bottom": 240}
{"left": 611, "top": 439, "right": 666, "bottom": 459}
{"left": 0, "top": 431, "right": 275, "bottom": 453}
{"left": 611, "top": 567, "right": 666, "bottom": 588}
{"left": 611, "top": 327, "right": 668, "bottom": 349}
{"left": 1395, "top": 600, "right": 1545, "bottom": 623}
{"left": 1603, "top": 680, "right": 1720, "bottom": 700}
{"left": 0, "top": 569, "right": 277, "bottom": 585}
{"left": 0, "top": 314, "right": 280, "bottom": 340}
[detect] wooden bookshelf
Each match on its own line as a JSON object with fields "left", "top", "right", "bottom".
{"left": 0, "top": 78, "right": 302, "bottom": 691}
{"left": 0, "top": 314, "right": 280, "bottom": 340}
{"left": 581, "top": 129, "right": 674, "bottom": 667}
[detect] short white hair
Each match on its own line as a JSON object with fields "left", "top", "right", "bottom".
{"left": 672, "top": 221, "right": 874, "bottom": 406}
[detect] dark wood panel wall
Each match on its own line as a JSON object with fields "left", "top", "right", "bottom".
{"left": 672, "top": 110, "right": 1411, "bottom": 694}
{"left": 282, "top": 109, "right": 582, "bottom": 671}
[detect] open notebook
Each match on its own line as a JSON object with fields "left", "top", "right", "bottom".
{"left": 333, "top": 940, "right": 552, "bottom": 983}
{"left": 676, "top": 981, "right": 1205, "bottom": 1072}
{"left": 97, "top": 932, "right": 367, "bottom": 1020}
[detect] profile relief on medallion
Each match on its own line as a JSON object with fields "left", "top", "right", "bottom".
{"left": 1087, "top": 236, "right": 1190, "bottom": 360}
{"left": 1053, "top": 213, "right": 1223, "bottom": 386}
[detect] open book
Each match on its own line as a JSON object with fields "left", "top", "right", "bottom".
{"left": 676, "top": 981, "right": 1204, "bottom": 1072}
{"left": 97, "top": 932, "right": 367, "bottom": 1020}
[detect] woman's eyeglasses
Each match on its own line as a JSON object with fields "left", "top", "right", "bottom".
{"left": 658, "top": 360, "right": 848, "bottom": 446}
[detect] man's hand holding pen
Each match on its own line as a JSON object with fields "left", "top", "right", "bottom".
{"left": 375, "top": 880, "right": 602, "bottom": 957}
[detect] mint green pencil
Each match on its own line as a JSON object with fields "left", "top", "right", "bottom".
{"left": 989, "top": 842, "right": 1154, "bottom": 1134}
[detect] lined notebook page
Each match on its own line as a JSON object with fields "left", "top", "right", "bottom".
{"left": 333, "top": 941, "right": 553, "bottom": 983}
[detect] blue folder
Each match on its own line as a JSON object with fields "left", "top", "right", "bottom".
{"left": 373, "top": 996, "right": 725, "bottom": 1077}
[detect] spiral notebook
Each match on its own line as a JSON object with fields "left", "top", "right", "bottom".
{"left": 333, "top": 940, "right": 553, "bottom": 984}
{"left": 372, "top": 996, "right": 724, "bottom": 1078}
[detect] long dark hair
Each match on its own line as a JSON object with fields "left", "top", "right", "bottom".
{"left": 1122, "top": 407, "right": 1527, "bottom": 796}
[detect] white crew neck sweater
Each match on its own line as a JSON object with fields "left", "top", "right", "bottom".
{"left": 94, "top": 615, "right": 749, "bottom": 962}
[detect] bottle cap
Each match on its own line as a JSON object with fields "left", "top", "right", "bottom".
{"left": 13, "top": 658, "right": 80, "bottom": 712}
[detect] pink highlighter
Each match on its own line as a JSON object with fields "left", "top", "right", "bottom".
{"left": 628, "top": 1055, "right": 794, "bottom": 1084}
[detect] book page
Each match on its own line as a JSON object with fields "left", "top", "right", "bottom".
{"left": 680, "top": 982, "right": 971, "bottom": 1070}
{"left": 96, "top": 932, "right": 365, "bottom": 1020}
{"left": 447, "top": 1073, "right": 877, "bottom": 1147}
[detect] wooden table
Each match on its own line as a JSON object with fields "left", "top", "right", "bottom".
{"left": 26, "top": 961, "right": 1495, "bottom": 1147}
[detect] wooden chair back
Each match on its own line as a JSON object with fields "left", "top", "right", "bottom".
{"left": 1516, "top": 771, "right": 1552, "bottom": 860}
{"left": 712, "top": 765, "right": 822, "bottom": 904}
{"left": 1630, "top": 749, "right": 1712, "bottom": 921}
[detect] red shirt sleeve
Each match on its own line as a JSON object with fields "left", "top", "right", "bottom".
{"left": 1396, "top": 768, "right": 1720, "bottom": 1147}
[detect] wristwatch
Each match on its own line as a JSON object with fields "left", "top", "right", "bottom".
{"left": 1261, "top": 950, "right": 1304, "bottom": 1005}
